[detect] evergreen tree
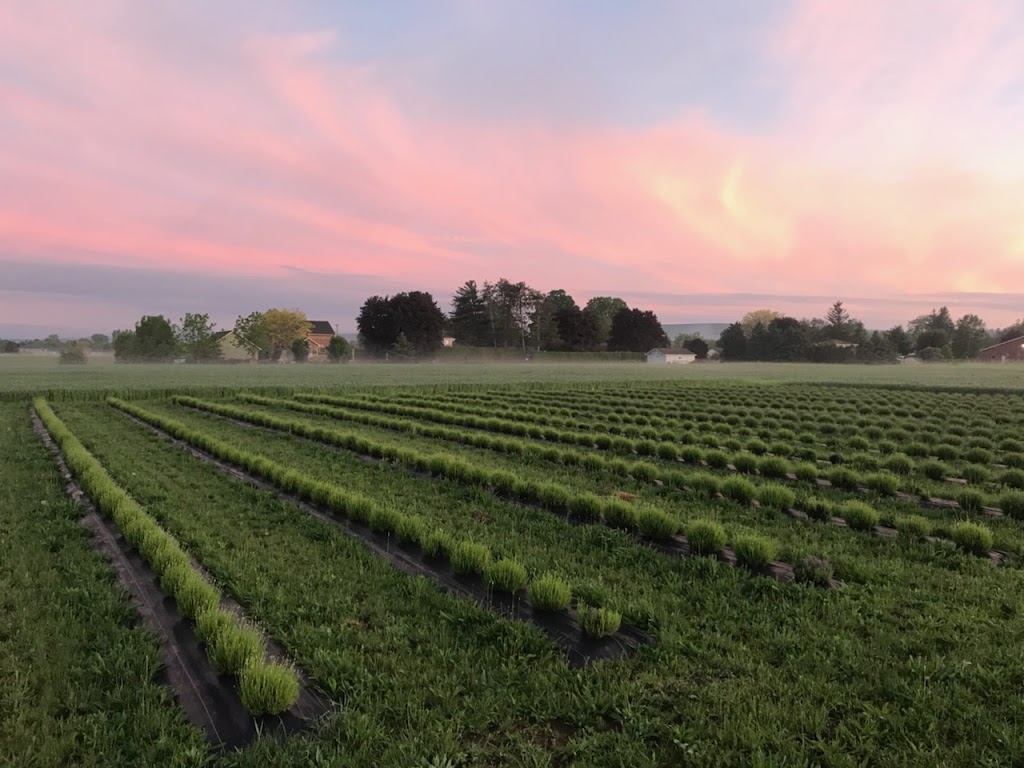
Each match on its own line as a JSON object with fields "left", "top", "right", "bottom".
{"left": 449, "top": 281, "right": 490, "bottom": 346}
{"left": 326, "top": 335, "right": 352, "bottom": 362}
{"left": 824, "top": 301, "right": 851, "bottom": 341}
{"left": 718, "top": 323, "right": 747, "bottom": 361}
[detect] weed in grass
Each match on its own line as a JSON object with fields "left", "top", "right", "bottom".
{"left": 756, "top": 484, "right": 796, "bottom": 510}
{"left": 210, "top": 623, "right": 266, "bottom": 676}
{"left": 999, "top": 491, "right": 1024, "bottom": 519}
{"left": 732, "top": 535, "right": 778, "bottom": 570}
{"left": 636, "top": 507, "right": 680, "bottom": 539}
{"left": 721, "top": 477, "right": 756, "bottom": 505}
{"left": 483, "top": 558, "right": 528, "bottom": 593}
{"left": 528, "top": 574, "right": 572, "bottom": 611}
{"left": 950, "top": 522, "right": 994, "bottom": 555}
{"left": 899, "top": 515, "right": 933, "bottom": 538}
{"left": 685, "top": 520, "right": 727, "bottom": 556}
{"left": 577, "top": 604, "right": 622, "bottom": 637}
{"left": 841, "top": 501, "right": 880, "bottom": 531}
{"left": 449, "top": 541, "right": 491, "bottom": 574}
{"left": 239, "top": 661, "right": 300, "bottom": 715}
{"left": 793, "top": 556, "right": 834, "bottom": 586}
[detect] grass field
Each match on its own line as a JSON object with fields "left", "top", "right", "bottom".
{"left": 6, "top": 361, "right": 1024, "bottom": 765}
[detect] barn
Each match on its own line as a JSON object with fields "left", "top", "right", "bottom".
{"left": 646, "top": 348, "right": 696, "bottom": 365}
{"left": 977, "top": 336, "right": 1024, "bottom": 363}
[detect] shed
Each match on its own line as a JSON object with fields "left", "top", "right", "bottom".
{"left": 646, "top": 348, "right": 696, "bottom": 365}
{"left": 977, "top": 336, "right": 1024, "bottom": 363}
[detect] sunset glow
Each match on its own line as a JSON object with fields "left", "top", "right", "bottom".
{"left": 2, "top": 0, "right": 1023, "bottom": 335}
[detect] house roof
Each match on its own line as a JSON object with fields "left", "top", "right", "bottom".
{"left": 979, "top": 335, "right": 1024, "bottom": 353}
{"left": 211, "top": 330, "right": 231, "bottom": 341}
{"left": 647, "top": 348, "right": 695, "bottom": 355}
{"left": 308, "top": 320, "right": 335, "bottom": 336}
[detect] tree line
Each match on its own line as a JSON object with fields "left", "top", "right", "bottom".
{"left": 356, "top": 279, "right": 671, "bottom": 359}
{"left": 717, "top": 302, "right": 1021, "bottom": 363}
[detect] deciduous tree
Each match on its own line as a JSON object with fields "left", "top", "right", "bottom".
{"left": 607, "top": 308, "right": 669, "bottom": 352}
{"left": 177, "top": 312, "right": 221, "bottom": 362}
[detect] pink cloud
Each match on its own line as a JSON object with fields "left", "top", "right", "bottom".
{"left": 1, "top": 0, "right": 1023, "bottom": 331}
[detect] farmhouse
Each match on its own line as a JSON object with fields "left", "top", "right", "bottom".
{"left": 977, "top": 336, "right": 1024, "bottom": 363}
{"left": 211, "top": 330, "right": 258, "bottom": 362}
{"left": 646, "top": 348, "right": 696, "bottom": 365}
{"left": 306, "top": 321, "right": 335, "bottom": 360}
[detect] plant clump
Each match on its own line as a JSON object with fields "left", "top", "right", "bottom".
{"left": 864, "top": 472, "right": 900, "bottom": 496}
{"left": 840, "top": 501, "right": 880, "bottom": 532}
{"left": 949, "top": 521, "right": 994, "bottom": 556}
{"left": 450, "top": 541, "right": 492, "bottom": 574}
{"left": 793, "top": 556, "right": 834, "bottom": 587}
{"left": 756, "top": 484, "right": 796, "bottom": 510}
{"left": 1000, "top": 491, "right": 1024, "bottom": 519}
{"left": 529, "top": 574, "right": 573, "bottom": 611}
{"left": 636, "top": 507, "right": 680, "bottom": 539}
{"left": 577, "top": 604, "right": 622, "bottom": 637}
{"left": 732, "top": 535, "right": 778, "bottom": 570}
{"left": 238, "top": 661, "right": 300, "bottom": 715}
{"left": 898, "top": 515, "right": 932, "bottom": 539}
{"left": 721, "top": 477, "right": 756, "bottom": 505}
{"left": 484, "top": 558, "right": 528, "bottom": 593}
{"left": 685, "top": 520, "right": 727, "bottom": 556}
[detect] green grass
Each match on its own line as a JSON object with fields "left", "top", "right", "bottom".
{"left": 527, "top": 574, "right": 573, "bottom": 611}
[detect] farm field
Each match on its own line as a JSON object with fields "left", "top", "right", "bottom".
{"left": 6, "top": 373, "right": 1024, "bottom": 765}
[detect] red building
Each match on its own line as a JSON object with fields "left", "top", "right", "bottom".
{"left": 307, "top": 320, "right": 335, "bottom": 360}
{"left": 977, "top": 336, "right": 1024, "bottom": 362}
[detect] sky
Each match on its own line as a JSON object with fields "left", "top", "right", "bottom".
{"left": 2, "top": 0, "right": 1024, "bottom": 338}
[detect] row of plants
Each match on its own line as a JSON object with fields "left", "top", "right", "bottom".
{"left": 234, "top": 395, "right": 1007, "bottom": 559}
{"left": 107, "top": 398, "right": 627, "bottom": 639}
{"left": 285, "top": 393, "right": 1024, "bottom": 510}
{"left": 32, "top": 398, "right": 300, "bottom": 716}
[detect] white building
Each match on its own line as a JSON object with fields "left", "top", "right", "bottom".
{"left": 646, "top": 348, "right": 696, "bottom": 365}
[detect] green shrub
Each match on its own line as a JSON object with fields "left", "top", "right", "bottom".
{"left": 934, "top": 444, "right": 960, "bottom": 461}
{"left": 721, "top": 477, "right": 756, "bottom": 505}
{"left": 851, "top": 453, "right": 880, "bottom": 472}
{"left": 395, "top": 514, "right": 427, "bottom": 544}
{"left": 949, "top": 522, "right": 994, "bottom": 555}
{"left": 484, "top": 558, "right": 528, "bottom": 593}
{"left": 1007, "top": 453, "right": 1024, "bottom": 469}
{"left": 636, "top": 507, "right": 680, "bottom": 539}
{"left": 793, "top": 556, "right": 834, "bottom": 587}
{"left": 420, "top": 528, "right": 455, "bottom": 558}
{"left": 732, "top": 535, "right": 778, "bottom": 570}
{"left": 537, "top": 483, "right": 571, "bottom": 510}
{"left": 756, "top": 484, "right": 796, "bottom": 510}
{"left": 961, "top": 464, "right": 991, "bottom": 484}
{"left": 841, "top": 501, "right": 880, "bottom": 532}
{"left": 1000, "top": 491, "right": 1024, "bottom": 519}
{"left": 602, "top": 499, "right": 639, "bottom": 529}
{"left": 883, "top": 453, "right": 914, "bottom": 475}
{"left": 757, "top": 456, "right": 791, "bottom": 479}
{"left": 732, "top": 452, "right": 758, "bottom": 474}
{"left": 657, "top": 443, "right": 680, "bottom": 461}
{"left": 848, "top": 436, "right": 870, "bottom": 451}
{"left": 450, "top": 541, "right": 491, "bottom": 574}
{"left": 529, "top": 574, "right": 573, "bottom": 611}
{"left": 630, "top": 461, "right": 659, "bottom": 482}
{"left": 1001, "top": 438, "right": 1024, "bottom": 453}
{"left": 567, "top": 493, "right": 603, "bottom": 521}
{"left": 746, "top": 439, "right": 768, "bottom": 455}
{"left": 899, "top": 515, "right": 932, "bottom": 538}
{"left": 828, "top": 467, "right": 860, "bottom": 491}
{"left": 679, "top": 446, "right": 704, "bottom": 464}
{"left": 704, "top": 450, "right": 730, "bottom": 469}
{"left": 685, "top": 520, "right": 727, "bottom": 556}
{"left": 877, "top": 440, "right": 898, "bottom": 455}
{"left": 793, "top": 463, "right": 820, "bottom": 483}
{"left": 688, "top": 473, "right": 721, "bottom": 498}
{"left": 963, "top": 447, "right": 992, "bottom": 465}
{"left": 802, "top": 496, "right": 833, "bottom": 522}
{"left": 957, "top": 489, "right": 986, "bottom": 513}
{"left": 368, "top": 506, "right": 402, "bottom": 534}
{"left": 998, "top": 470, "right": 1024, "bottom": 490}
{"left": 864, "top": 472, "right": 900, "bottom": 496}
{"left": 919, "top": 460, "right": 949, "bottom": 481}
{"left": 769, "top": 441, "right": 794, "bottom": 457}
{"left": 195, "top": 607, "right": 234, "bottom": 647}
{"left": 210, "top": 624, "right": 266, "bottom": 675}
{"left": 577, "top": 604, "right": 622, "bottom": 637}
{"left": 239, "top": 661, "right": 300, "bottom": 715}
{"left": 174, "top": 572, "right": 220, "bottom": 620}
{"left": 905, "top": 442, "right": 930, "bottom": 458}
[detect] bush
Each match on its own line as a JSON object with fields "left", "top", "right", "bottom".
{"left": 949, "top": 522, "right": 994, "bottom": 555}
{"left": 769, "top": 441, "right": 794, "bottom": 457}
{"left": 793, "top": 463, "right": 820, "bottom": 483}
{"left": 577, "top": 604, "right": 622, "bottom": 637}
{"left": 998, "top": 470, "right": 1024, "bottom": 490}
{"left": 757, "top": 456, "right": 791, "bottom": 480}
{"left": 721, "top": 477, "right": 756, "bottom": 505}
{"left": 956, "top": 489, "right": 986, "bottom": 513}
{"left": 732, "top": 452, "right": 758, "bottom": 474}
{"left": 657, "top": 443, "right": 680, "bottom": 461}
{"left": 756, "top": 484, "right": 796, "bottom": 510}
{"left": 529, "top": 574, "right": 573, "bottom": 611}
{"left": 210, "top": 624, "right": 266, "bottom": 675}
{"left": 793, "top": 556, "right": 834, "bottom": 586}
{"left": 899, "top": 515, "right": 932, "bottom": 538}
{"left": 934, "top": 444, "right": 960, "bottom": 461}
{"left": 602, "top": 498, "right": 639, "bottom": 529}
{"left": 828, "top": 467, "right": 860, "bottom": 491}
{"left": 636, "top": 507, "right": 680, "bottom": 539}
{"left": 883, "top": 453, "right": 914, "bottom": 476}
{"left": 963, "top": 447, "right": 992, "bottom": 465}
{"left": 195, "top": 607, "right": 234, "bottom": 647}
{"left": 685, "top": 520, "right": 727, "bottom": 556}
{"left": 420, "top": 528, "right": 455, "bottom": 558}
{"left": 851, "top": 453, "right": 880, "bottom": 472}
{"left": 877, "top": 440, "right": 898, "bottom": 455}
{"left": 395, "top": 514, "right": 427, "bottom": 544}
{"left": 1006, "top": 453, "right": 1024, "bottom": 469}
{"left": 848, "top": 436, "right": 870, "bottom": 451}
{"left": 919, "top": 460, "right": 949, "bottom": 481}
{"left": 537, "top": 483, "right": 571, "bottom": 510}
{"left": 732, "top": 535, "right": 778, "bottom": 570}
{"left": 174, "top": 572, "right": 220, "bottom": 620}
{"left": 802, "top": 496, "right": 833, "bottom": 522}
{"left": 688, "top": 473, "right": 721, "bottom": 498}
{"left": 239, "top": 661, "right": 300, "bottom": 715}
{"left": 1000, "top": 491, "right": 1024, "bottom": 519}
{"left": 841, "top": 501, "right": 880, "bottom": 532}
{"left": 905, "top": 442, "right": 930, "bottom": 458}
{"left": 484, "top": 558, "right": 528, "bottom": 593}
{"left": 679, "top": 446, "right": 704, "bottom": 464}
{"left": 961, "top": 464, "right": 991, "bottom": 484}
{"left": 567, "top": 493, "right": 603, "bottom": 521}
{"left": 746, "top": 439, "right": 768, "bottom": 455}
{"left": 864, "top": 472, "right": 900, "bottom": 496}
{"left": 704, "top": 450, "right": 730, "bottom": 469}
{"left": 450, "top": 541, "right": 491, "bottom": 574}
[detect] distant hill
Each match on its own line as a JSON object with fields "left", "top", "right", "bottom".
{"left": 662, "top": 323, "right": 729, "bottom": 341}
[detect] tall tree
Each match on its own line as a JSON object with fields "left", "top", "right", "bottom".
{"left": 390, "top": 291, "right": 446, "bottom": 356}
{"left": 999, "top": 320, "right": 1024, "bottom": 343}
{"left": 532, "top": 289, "right": 578, "bottom": 351}
{"left": 741, "top": 309, "right": 780, "bottom": 335}
{"left": 177, "top": 312, "right": 221, "bottom": 362}
{"left": 885, "top": 325, "right": 914, "bottom": 356}
{"left": 449, "top": 281, "right": 490, "bottom": 346}
{"left": 824, "top": 301, "right": 852, "bottom": 341}
{"left": 952, "top": 314, "right": 988, "bottom": 359}
{"left": 584, "top": 297, "right": 629, "bottom": 347}
{"left": 357, "top": 296, "right": 399, "bottom": 356}
{"left": 114, "top": 315, "right": 178, "bottom": 362}
{"left": 326, "top": 335, "right": 352, "bottom": 363}
{"left": 263, "top": 309, "right": 310, "bottom": 359}
{"left": 482, "top": 279, "right": 542, "bottom": 350}
{"left": 607, "top": 308, "right": 669, "bottom": 352}
{"left": 766, "top": 316, "right": 808, "bottom": 361}
{"left": 233, "top": 311, "right": 271, "bottom": 357}
{"left": 685, "top": 337, "right": 710, "bottom": 360}
{"left": 747, "top": 322, "right": 772, "bottom": 361}
{"left": 555, "top": 305, "right": 601, "bottom": 352}
{"left": 718, "top": 323, "right": 747, "bottom": 361}
{"left": 89, "top": 333, "right": 111, "bottom": 350}
{"left": 928, "top": 306, "right": 956, "bottom": 334}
